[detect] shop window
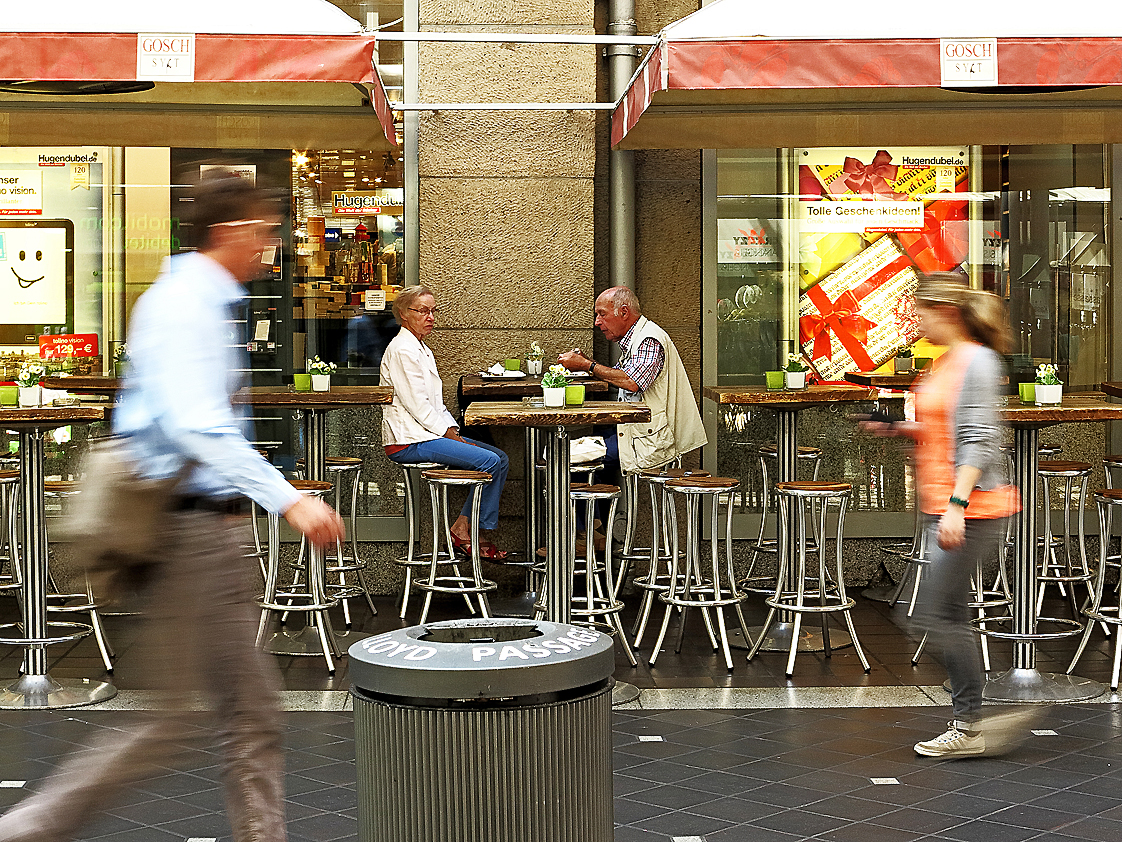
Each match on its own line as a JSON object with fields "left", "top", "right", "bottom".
{"left": 709, "top": 145, "right": 1112, "bottom": 517}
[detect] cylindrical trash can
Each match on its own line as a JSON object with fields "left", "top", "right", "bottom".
{"left": 349, "top": 617, "right": 615, "bottom": 842}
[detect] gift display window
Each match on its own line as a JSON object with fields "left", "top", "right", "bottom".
{"left": 707, "top": 144, "right": 1114, "bottom": 523}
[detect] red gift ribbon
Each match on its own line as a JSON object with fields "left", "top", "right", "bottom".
{"left": 897, "top": 200, "right": 968, "bottom": 273}
{"left": 800, "top": 288, "right": 877, "bottom": 370}
{"left": 799, "top": 252, "right": 913, "bottom": 371}
{"left": 840, "top": 150, "right": 908, "bottom": 201}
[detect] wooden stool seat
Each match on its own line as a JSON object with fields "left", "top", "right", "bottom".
{"left": 1039, "top": 460, "right": 1093, "bottom": 474}
{"left": 638, "top": 467, "right": 709, "bottom": 480}
{"left": 421, "top": 469, "right": 493, "bottom": 483}
{"left": 0, "top": 470, "right": 18, "bottom": 481}
{"left": 570, "top": 483, "right": 622, "bottom": 496}
{"left": 775, "top": 480, "right": 851, "bottom": 494}
{"left": 666, "top": 476, "right": 739, "bottom": 491}
{"left": 290, "top": 479, "right": 333, "bottom": 493}
{"left": 44, "top": 481, "right": 81, "bottom": 494}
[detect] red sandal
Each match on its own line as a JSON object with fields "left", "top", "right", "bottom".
{"left": 451, "top": 533, "right": 509, "bottom": 560}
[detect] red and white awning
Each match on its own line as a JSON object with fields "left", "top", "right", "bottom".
{"left": 0, "top": 0, "right": 395, "bottom": 150}
{"left": 612, "top": 0, "right": 1122, "bottom": 149}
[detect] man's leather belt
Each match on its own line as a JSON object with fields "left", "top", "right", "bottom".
{"left": 175, "top": 495, "right": 251, "bottom": 517}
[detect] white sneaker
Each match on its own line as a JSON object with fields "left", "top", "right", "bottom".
{"left": 914, "top": 722, "right": 985, "bottom": 758}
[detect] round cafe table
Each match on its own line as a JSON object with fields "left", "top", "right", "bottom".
{"left": 983, "top": 394, "right": 1122, "bottom": 703}
{"left": 704, "top": 384, "right": 878, "bottom": 653}
{"left": 231, "top": 385, "right": 393, "bottom": 657}
{"left": 460, "top": 375, "right": 611, "bottom": 561}
{"left": 0, "top": 406, "right": 116, "bottom": 709}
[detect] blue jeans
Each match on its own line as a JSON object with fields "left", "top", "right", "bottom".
{"left": 388, "top": 437, "right": 509, "bottom": 530}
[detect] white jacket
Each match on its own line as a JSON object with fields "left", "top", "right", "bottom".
{"left": 380, "top": 329, "right": 458, "bottom": 446}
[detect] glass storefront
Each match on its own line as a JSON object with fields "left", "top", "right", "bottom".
{"left": 709, "top": 145, "right": 1114, "bottom": 522}
{"left": 0, "top": 143, "right": 408, "bottom": 522}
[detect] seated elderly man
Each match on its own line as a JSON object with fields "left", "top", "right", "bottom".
{"left": 558, "top": 286, "right": 706, "bottom": 515}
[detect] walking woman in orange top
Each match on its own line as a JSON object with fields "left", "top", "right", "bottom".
{"left": 864, "top": 272, "right": 1020, "bottom": 758}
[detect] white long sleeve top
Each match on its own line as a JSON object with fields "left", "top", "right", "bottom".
{"left": 379, "top": 328, "right": 458, "bottom": 446}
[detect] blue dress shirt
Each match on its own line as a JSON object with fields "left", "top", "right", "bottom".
{"left": 113, "top": 252, "right": 301, "bottom": 515}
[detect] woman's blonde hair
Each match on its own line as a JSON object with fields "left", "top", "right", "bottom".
{"left": 914, "top": 272, "right": 1011, "bottom": 356}
{"left": 392, "top": 285, "right": 435, "bottom": 322}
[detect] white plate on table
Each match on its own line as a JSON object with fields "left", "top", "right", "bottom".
{"left": 480, "top": 371, "right": 526, "bottom": 379}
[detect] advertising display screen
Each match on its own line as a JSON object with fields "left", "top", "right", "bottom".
{"left": 0, "top": 219, "right": 74, "bottom": 343}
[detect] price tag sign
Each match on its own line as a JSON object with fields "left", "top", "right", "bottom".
{"left": 39, "top": 333, "right": 99, "bottom": 359}
{"left": 364, "top": 289, "right": 386, "bottom": 311}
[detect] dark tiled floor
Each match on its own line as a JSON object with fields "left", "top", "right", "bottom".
{"left": 8, "top": 588, "right": 1121, "bottom": 693}
{"left": 0, "top": 704, "right": 1120, "bottom": 841}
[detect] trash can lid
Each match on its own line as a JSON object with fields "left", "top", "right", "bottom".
{"left": 348, "top": 618, "right": 615, "bottom": 700}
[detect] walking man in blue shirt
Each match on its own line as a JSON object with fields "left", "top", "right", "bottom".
{"left": 0, "top": 169, "right": 344, "bottom": 842}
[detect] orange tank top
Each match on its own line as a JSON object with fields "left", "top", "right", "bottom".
{"left": 914, "top": 342, "right": 1020, "bottom": 519}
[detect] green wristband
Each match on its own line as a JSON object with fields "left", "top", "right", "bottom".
{"left": 948, "top": 495, "right": 970, "bottom": 510}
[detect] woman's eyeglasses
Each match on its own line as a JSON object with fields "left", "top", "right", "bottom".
{"left": 409, "top": 307, "right": 440, "bottom": 317}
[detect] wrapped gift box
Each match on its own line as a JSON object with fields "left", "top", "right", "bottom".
{"left": 799, "top": 235, "right": 921, "bottom": 381}
{"left": 896, "top": 199, "right": 969, "bottom": 273}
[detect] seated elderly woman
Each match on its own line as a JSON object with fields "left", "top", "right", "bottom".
{"left": 380, "top": 285, "right": 510, "bottom": 559}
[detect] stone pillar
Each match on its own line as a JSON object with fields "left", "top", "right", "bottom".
{"left": 418, "top": 1, "right": 598, "bottom": 381}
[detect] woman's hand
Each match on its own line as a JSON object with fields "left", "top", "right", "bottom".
{"left": 444, "top": 427, "right": 468, "bottom": 444}
{"left": 937, "top": 506, "right": 966, "bottom": 550}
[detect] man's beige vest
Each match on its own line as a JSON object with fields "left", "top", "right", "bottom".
{"left": 616, "top": 316, "right": 707, "bottom": 472}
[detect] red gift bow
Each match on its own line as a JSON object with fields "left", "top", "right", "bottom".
{"left": 840, "top": 150, "right": 908, "bottom": 201}
{"left": 800, "top": 288, "right": 877, "bottom": 371}
{"left": 897, "top": 200, "right": 968, "bottom": 273}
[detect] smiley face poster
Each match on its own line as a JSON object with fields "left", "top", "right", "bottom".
{"left": 0, "top": 219, "right": 73, "bottom": 334}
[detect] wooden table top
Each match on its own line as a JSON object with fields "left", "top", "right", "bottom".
{"left": 0, "top": 405, "right": 105, "bottom": 431}
{"left": 231, "top": 385, "right": 393, "bottom": 408}
{"left": 460, "top": 374, "right": 611, "bottom": 399}
{"left": 41, "top": 375, "right": 121, "bottom": 394}
{"left": 1100, "top": 382, "right": 1122, "bottom": 399}
{"left": 703, "top": 384, "right": 877, "bottom": 407}
{"left": 1001, "top": 394, "right": 1122, "bottom": 428}
{"left": 463, "top": 400, "right": 650, "bottom": 428}
{"left": 844, "top": 372, "right": 920, "bottom": 389}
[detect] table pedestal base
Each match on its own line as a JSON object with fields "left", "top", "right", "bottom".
{"left": 612, "top": 681, "right": 640, "bottom": 705}
{"left": 263, "top": 625, "right": 342, "bottom": 658}
{"left": 983, "top": 668, "right": 1105, "bottom": 704}
{"left": 728, "top": 623, "right": 853, "bottom": 653}
{"left": 491, "top": 591, "right": 538, "bottom": 619}
{"left": 0, "top": 674, "right": 117, "bottom": 709}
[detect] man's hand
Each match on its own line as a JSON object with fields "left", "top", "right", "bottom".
{"left": 284, "top": 496, "right": 345, "bottom": 549}
{"left": 557, "top": 349, "right": 593, "bottom": 373}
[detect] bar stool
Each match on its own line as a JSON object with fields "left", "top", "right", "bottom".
{"left": 1068, "top": 489, "right": 1122, "bottom": 688}
{"left": 0, "top": 470, "right": 20, "bottom": 603}
{"left": 1103, "top": 455, "right": 1122, "bottom": 571}
{"left": 533, "top": 483, "right": 636, "bottom": 666}
{"left": 416, "top": 469, "right": 498, "bottom": 623}
{"left": 533, "top": 459, "right": 603, "bottom": 564}
{"left": 741, "top": 444, "right": 824, "bottom": 596}
{"left": 620, "top": 456, "right": 681, "bottom": 566}
{"left": 648, "top": 477, "right": 749, "bottom": 670}
{"left": 630, "top": 467, "right": 710, "bottom": 648}
{"left": 43, "top": 480, "right": 115, "bottom": 672}
{"left": 1036, "top": 460, "right": 1095, "bottom": 620}
{"left": 323, "top": 456, "right": 377, "bottom": 625}
{"left": 393, "top": 461, "right": 454, "bottom": 620}
{"left": 748, "top": 481, "right": 870, "bottom": 676}
{"left": 257, "top": 480, "right": 341, "bottom": 672}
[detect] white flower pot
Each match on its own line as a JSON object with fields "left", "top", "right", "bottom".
{"left": 18, "top": 386, "right": 41, "bottom": 407}
{"left": 542, "top": 386, "right": 566, "bottom": 408}
{"left": 1035, "top": 384, "right": 1062, "bottom": 405}
{"left": 784, "top": 370, "right": 807, "bottom": 390}
{"left": 311, "top": 374, "right": 331, "bottom": 392}
{"left": 526, "top": 359, "right": 543, "bottom": 376}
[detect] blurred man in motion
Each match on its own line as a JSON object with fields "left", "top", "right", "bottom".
{"left": 0, "top": 169, "right": 344, "bottom": 842}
